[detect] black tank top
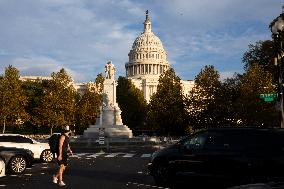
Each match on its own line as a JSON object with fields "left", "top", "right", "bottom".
{"left": 61, "top": 134, "right": 69, "bottom": 155}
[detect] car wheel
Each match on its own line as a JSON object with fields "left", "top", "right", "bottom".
{"left": 9, "top": 156, "right": 27, "bottom": 174}
{"left": 40, "top": 149, "right": 53, "bottom": 162}
{"left": 152, "top": 162, "right": 172, "bottom": 186}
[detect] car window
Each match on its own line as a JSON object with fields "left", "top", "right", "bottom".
{"left": 0, "top": 136, "right": 32, "bottom": 143}
{"left": 183, "top": 132, "right": 207, "bottom": 150}
{"left": 204, "top": 132, "right": 226, "bottom": 150}
{"left": 0, "top": 136, "right": 16, "bottom": 142}
{"left": 17, "top": 136, "right": 33, "bottom": 143}
{"left": 0, "top": 136, "right": 5, "bottom": 142}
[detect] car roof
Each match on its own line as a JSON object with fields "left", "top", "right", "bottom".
{"left": 207, "top": 127, "right": 284, "bottom": 131}
{"left": 0, "top": 134, "right": 21, "bottom": 136}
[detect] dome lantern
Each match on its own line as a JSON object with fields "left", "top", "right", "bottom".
{"left": 144, "top": 10, "right": 151, "bottom": 33}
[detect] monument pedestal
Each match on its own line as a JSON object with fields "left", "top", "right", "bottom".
{"left": 83, "top": 124, "right": 133, "bottom": 138}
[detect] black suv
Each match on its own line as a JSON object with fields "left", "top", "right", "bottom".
{"left": 148, "top": 128, "right": 284, "bottom": 187}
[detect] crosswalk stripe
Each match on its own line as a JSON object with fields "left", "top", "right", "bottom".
{"left": 70, "top": 152, "right": 152, "bottom": 158}
{"left": 122, "top": 153, "right": 135, "bottom": 157}
{"left": 72, "top": 153, "right": 89, "bottom": 158}
{"left": 105, "top": 153, "right": 120, "bottom": 157}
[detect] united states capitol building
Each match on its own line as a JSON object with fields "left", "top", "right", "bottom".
{"left": 125, "top": 11, "right": 194, "bottom": 102}
{"left": 20, "top": 11, "right": 194, "bottom": 102}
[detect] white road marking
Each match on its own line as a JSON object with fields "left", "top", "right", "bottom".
{"left": 72, "top": 153, "right": 89, "bottom": 158}
{"left": 105, "top": 153, "right": 120, "bottom": 157}
{"left": 69, "top": 152, "right": 153, "bottom": 158}
{"left": 127, "top": 182, "right": 170, "bottom": 189}
{"left": 86, "top": 154, "right": 98, "bottom": 158}
{"left": 122, "top": 153, "right": 135, "bottom": 158}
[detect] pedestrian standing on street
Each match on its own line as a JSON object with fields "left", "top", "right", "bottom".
{"left": 53, "top": 125, "right": 73, "bottom": 186}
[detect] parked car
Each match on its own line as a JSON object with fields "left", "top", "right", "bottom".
{"left": 0, "top": 157, "right": 5, "bottom": 177}
{"left": 0, "top": 146, "right": 34, "bottom": 174}
{"left": 148, "top": 127, "right": 284, "bottom": 187}
{"left": 0, "top": 134, "right": 53, "bottom": 162}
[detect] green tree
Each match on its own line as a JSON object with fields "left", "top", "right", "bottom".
{"left": 147, "top": 68, "right": 186, "bottom": 136}
{"left": 36, "top": 69, "right": 76, "bottom": 134}
{"left": 75, "top": 91, "right": 101, "bottom": 133}
{"left": 75, "top": 73, "right": 103, "bottom": 134}
{"left": 186, "top": 65, "right": 221, "bottom": 129}
{"left": 0, "top": 66, "right": 28, "bottom": 133}
{"left": 242, "top": 40, "right": 276, "bottom": 80}
{"left": 116, "top": 76, "right": 147, "bottom": 131}
{"left": 95, "top": 73, "right": 104, "bottom": 94}
{"left": 22, "top": 79, "right": 49, "bottom": 133}
{"left": 216, "top": 74, "right": 242, "bottom": 126}
{"left": 236, "top": 64, "right": 278, "bottom": 126}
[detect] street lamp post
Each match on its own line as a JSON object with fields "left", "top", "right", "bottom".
{"left": 270, "top": 6, "right": 284, "bottom": 128}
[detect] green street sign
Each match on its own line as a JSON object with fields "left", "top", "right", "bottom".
{"left": 259, "top": 93, "right": 278, "bottom": 102}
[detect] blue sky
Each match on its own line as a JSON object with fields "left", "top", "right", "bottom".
{"left": 0, "top": 0, "right": 282, "bottom": 82}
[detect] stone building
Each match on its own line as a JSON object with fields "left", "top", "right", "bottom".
{"left": 125, "top": 11, "right": 194, "bottom": 102}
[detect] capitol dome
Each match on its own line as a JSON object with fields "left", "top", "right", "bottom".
{"left": 125, "top": 11, "right": 170, "bottom": 79}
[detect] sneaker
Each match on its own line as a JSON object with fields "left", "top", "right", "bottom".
{"left": 52, "top": 175, "right": 58, "bottom": 184}
{"left": 58, "top": 181, "right": 66, "bottom": 186}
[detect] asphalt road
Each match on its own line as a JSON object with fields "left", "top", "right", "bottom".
{"left": 0, "top": 149, "right": 168, "bottom": 189}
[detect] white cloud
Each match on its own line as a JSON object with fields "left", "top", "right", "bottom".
{"left": 0, "top": 0, "right": 281, "bottom": 82}
{"left": 219, "top": 71, "right": 239, "bottom": 81}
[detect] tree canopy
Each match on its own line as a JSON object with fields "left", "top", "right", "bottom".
{"left": 75, "top": 73, "right": 103, "bottom": 134}
{"left": 35, "top": 68, "right": 76, "bottom": 134}
{"left": 147, "top": 68, "right": 186, "bottom": 136}
{"left": 0, "top": 66, "right": 28, "bottom": 133}
{"left": 116, "top": 76, "right": 147, "bottom": 131}
{"left": 186, "top": 65, "right": 222, "bottom": 129}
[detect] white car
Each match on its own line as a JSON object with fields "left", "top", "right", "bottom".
{"left": 0, "top": 134, "right": 53, "bottom": 163}
{"left": 0, "top": 157, "right": 5, "bottom": 177}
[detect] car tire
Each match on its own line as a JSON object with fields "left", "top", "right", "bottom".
{"left": 152, "top": 161, "right": 173, "bottom": 186}
{"left": 40, "top": 149, "right": 53, "bottom": 163}
{"left": 9, "top": 155, "right": 27, "bottom": 174}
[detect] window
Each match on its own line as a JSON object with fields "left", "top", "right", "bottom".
{"left": 204, "top": 132, "right": 226, "bottom": 150}
{"left": 183, "top": 133, "right": 207, "bottom": 150}
{"left": 0, "top": 136, "right": 16, "bottom": 142}
{"left": 0, "top": 136, "right": 33, "bottom": 143}
{"left": 17, "top": 136, "right": 33, "bottom": 143}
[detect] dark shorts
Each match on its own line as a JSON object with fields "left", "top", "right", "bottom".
{"left": 57, "top": 154, "right": 68, "bottom": 166}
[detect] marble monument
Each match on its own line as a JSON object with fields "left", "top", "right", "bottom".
{"left": 83, "top": 61, "right": 133, "bottom": 138}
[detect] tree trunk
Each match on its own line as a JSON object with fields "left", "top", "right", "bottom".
{"left": 50, "top": 126, "right": 53, "bottom": 135}
{"left": 2, "top": 117, "right": 6, "bottom": 134}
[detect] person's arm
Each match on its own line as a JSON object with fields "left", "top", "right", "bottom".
{"left": 67, "top": 144, "right": 73, "bottom": 156}
{"left": 58, "top": 135, "right": 65, "bottom": 161}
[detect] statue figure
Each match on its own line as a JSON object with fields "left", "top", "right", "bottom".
{"left": 105, "top": 61, "right": 115, "bottom": 79}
